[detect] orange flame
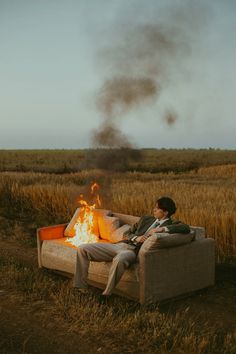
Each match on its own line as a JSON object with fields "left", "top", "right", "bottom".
{"left": 66, "top": 182, "right": 101, "bottom": 247}
{"left": 91, "top": 182, "right": 100, "bottom": 194}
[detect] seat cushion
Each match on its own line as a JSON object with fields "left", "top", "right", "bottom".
{"left": 40, "top": 237, "right": 140, "bottom": 300}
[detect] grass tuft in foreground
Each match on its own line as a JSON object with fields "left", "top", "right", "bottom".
{"left": 1, "top": 257, "right": 235, "bottom": 354}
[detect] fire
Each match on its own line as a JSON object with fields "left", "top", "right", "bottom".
{"left": 66, "top": 183, "right": 101, "bottom": 247}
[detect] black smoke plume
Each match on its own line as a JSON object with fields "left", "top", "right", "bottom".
{"left": 85, "top": 3, "right": 208, "bottom": 170}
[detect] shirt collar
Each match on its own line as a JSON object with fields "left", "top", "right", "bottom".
{"left": 156, "top": 218, "right": 169, "bottom": 226}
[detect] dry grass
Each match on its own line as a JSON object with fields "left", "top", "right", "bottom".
{"left": 0, "top": 165, "right": 236, "bottom": 262}
{"left": 1, "top": 257, "right": 235, "bottom": 354}
{"left": 0, "top": 163, "right": 236, "bottom": 353}
{"left": 1, "top": 164, "right": 235, "bottom": 262}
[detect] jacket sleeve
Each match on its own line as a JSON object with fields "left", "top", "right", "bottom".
{"left": 122, "top": 217, "right": 144, "bottom": 241}
{"left": 166, "top": 221, "right": 191, "bottom": 234}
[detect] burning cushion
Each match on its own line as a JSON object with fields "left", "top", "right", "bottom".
{"left": 98, "top": 215, "right": 120, "bottom": 241}
{"left": 64, "top": 208, "right": 81, "bottom": 237}
{"left": 109, "top": 224, "right": 131, "bottom": 243}
{"left": 64, "top": 208, "right": 112, "bottom": 238}
{"left": 140, "top": 231, "right": 196, "bottom": 252}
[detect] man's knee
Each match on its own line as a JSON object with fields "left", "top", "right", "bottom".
{"left": 114, "top": 251, "right": 136, "bottom": 266}
{"left": 78, "top": 243, "right": 93, "bottom": 257}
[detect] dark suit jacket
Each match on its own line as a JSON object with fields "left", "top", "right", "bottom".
{"left": 121, "top": 215, "right": 190, "bottom": 254}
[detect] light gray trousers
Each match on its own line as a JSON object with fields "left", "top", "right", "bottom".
{"left": 73, "top": 242, "right": 137, "bottom": 295}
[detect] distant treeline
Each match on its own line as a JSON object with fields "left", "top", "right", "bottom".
{"left": 0, "top": 148, "right": 236, "bottom": 173}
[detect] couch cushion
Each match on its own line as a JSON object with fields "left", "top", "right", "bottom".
{"left": 64, "top": 208, "right": 111, "bottom": 238}
{"left": 109, "top": 224, "right": 131, "bottom": 243}
{"left": 64, "top": 207, "right": 81, "bottom": 237}
{"left": 141, "top": 230, "right": 196, "bottom": 252}
{"left": 98, "top": 215, "right": 120, "bottom": 241}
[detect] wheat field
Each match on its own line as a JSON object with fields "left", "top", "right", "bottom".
{"left": 1, "top": 162, "right": 236, "bottom": 353}
{"left": 0, "top": 164, "right": 235, "bottom": 263}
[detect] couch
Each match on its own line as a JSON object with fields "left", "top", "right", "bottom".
{"left": 37, "top": 209, "right": 215, "bottom": 304}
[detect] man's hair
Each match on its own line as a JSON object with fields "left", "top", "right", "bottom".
{"left": 156, "top": 197, "right": 177, "bottom": 217}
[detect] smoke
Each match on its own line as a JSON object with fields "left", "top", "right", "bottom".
{"left": 83, "top": 148, "right": 141, "bottom": 171}
{"left": 92, "top": 122, "right": 132, "bottom": 148}
{"left": 96, "top": 76, "right": 158, "bottom": 120}
{"left": 101, "top": 23, "right": 186, "bottom": 80}
{"left": 87, "top": 1, "right": 209, "bottom": 169}
{"left": 92, "top": 23, "right": 189, "bottom": 152}
{"left": 93, "top": 76, "right": 157, "bottom": 151}
{"left": 164, "top": 110, "right": 177, "bottom": 126}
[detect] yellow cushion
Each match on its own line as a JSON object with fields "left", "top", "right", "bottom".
{"left": 98, "top": 215, "right": 120, "bottom": 241}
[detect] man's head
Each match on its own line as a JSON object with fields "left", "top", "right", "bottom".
{"left": 153, "top": 197, "right": 177, "bottom": 219}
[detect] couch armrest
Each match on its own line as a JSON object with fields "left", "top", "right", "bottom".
{"left": 138, "top": 238, "right": 215, "bottom": 304}
{"left": 37, "top": 223, "right": 68, "bottom": 268}
{"left": 37, "top": 223, "right": 68, "bottom": 241}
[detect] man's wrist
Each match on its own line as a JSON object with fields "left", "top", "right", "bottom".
{"left": 156, "top": 226, "right": 169, "bottom": 233}
{"left": 131, "top": 236, "right": 138, "bottom": 242}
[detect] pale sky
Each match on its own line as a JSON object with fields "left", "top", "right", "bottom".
{"left": 0, "top": 0, "right": 235, "bottom": 149}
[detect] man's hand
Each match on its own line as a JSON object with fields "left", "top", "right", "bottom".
{"left": 146, "top": 226, "right": 165, "bottom": 237}
{"left": 135, "top": 235, "right": 148, "bottom": 243}
{"left": 135, "top": 227, "right": 166, "bottom": 243}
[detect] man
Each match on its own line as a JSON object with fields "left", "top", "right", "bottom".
{"left": 73, "top": 196, "right": 190, "bottom": 296}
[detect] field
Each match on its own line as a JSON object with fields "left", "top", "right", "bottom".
{"left": 0, "top": 149, "right": 236, "bottom": 353}
{"left": 1, "top": 148, "right": 236, "bottom": 173}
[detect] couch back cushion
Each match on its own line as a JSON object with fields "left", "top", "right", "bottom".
{"left": 109, "top": 224, "right": 131, "bottom": 243}
{"left": 98, "top": 215, "right": 120, "bottom": 241}
{"left": 140, "top": 230, "right": 196, "bottom": 252}
{"left": 64, "top": 208, "right": 111, "bottom": 238}
{"left": 112, "top": 212, "right": 140, "bottom": 226}
{"left": 190, "top": 226, "right": 205, "bottom": 239}
{"left": 64, "top": 208, "right": 81, "bottom": 237}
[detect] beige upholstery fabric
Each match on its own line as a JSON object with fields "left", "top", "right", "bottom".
{"left": 98, "top": 215, "right": 120, "bottom": 241}
{"left": 141, "top": 230, "right": 195, "bottom": 251}
{"left": 41, "top": 237, "right": 140, "bottom": 301}
{"left": 88, "top": 261, "right": 140, "bottom": 300}
{"left": 109, "top": 224, "right": 130, "bottom": 243}
{"left": 40, "top": 236, "right": 215, "bottom": 304}
{"left": 38, "top": 211, "right": 215, "bottom": 304}
{"left": 138, "top": 238, "right": 215, "bottom": 304}
{"left": 190, "top": 226, "right": 205, "bottom": 239}
{"left": 41, "top": 238, "right": 77, "bottom": 273}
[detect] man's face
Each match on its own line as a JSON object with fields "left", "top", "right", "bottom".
{"left": 153, "top": 203, "right": 168, "bottom": 220}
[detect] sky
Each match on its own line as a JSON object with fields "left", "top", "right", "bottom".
{"left": 0, "top": 0, "right": 236, "bottom": 149}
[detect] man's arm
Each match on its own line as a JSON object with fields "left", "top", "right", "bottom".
{"left": 122, "top": 216, "right": 145, "bottom": 241}
{"left": 123, "top": 223, "right": 139, "bottom": 241}
{"left": 166, "top": 221, "right": 190, "bottom": 234}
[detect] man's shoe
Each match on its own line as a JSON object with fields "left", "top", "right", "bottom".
{"left": 73, "top": 287, "right": 89, "bottom": 294}
{"left": 97, "top": 293, "right": 111, "bottom": 304}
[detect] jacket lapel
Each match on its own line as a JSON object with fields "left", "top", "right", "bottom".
{"left": 161, "top": 218, "right": 172, "bottom": 227}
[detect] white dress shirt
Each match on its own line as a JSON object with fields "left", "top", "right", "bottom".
{"left": 131, "top": 218, "right": 170, "bottom": 244}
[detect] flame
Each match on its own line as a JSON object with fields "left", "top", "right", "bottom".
{"left": 91, "top": 182, "right": 99, "bottom": 194}
{"left": 66, "top": 183, "right": 101, "bottom": 247}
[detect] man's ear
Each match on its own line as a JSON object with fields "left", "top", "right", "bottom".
{"left": 163, "top": 210, "right": 169, "bottom": 218}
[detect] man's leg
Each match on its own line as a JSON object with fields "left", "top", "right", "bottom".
{"left": 73, "top": 242, "right": 120, "bottom": 289}
{"left": 102, "top": 245, "right": 136, "bottom": 295}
